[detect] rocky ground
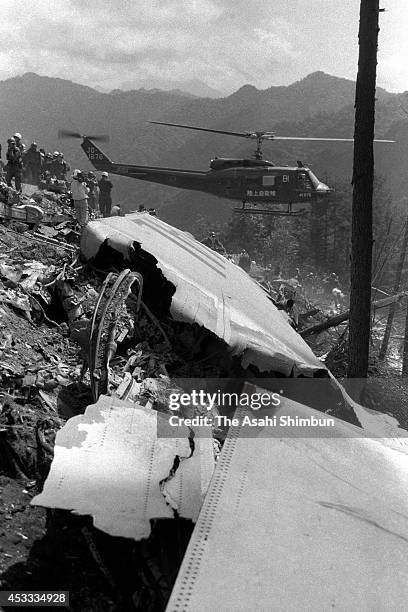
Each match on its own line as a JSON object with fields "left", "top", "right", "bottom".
{"left": 0, "top": 211, "right": 218, "bottom": 611}
{"left": 0, "top": 215, "right": 118, "bottom": 610}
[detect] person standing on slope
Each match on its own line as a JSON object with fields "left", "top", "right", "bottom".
{"left": 98, "top": 171, "right": 113, "bottom": 217}
{"left": 6, "top": 138, "right": 23, "bottom": 192}
{"left": 71, "top": 169, "right": 89, "bottom": 227}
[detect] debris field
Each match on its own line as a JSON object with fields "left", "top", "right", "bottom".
{"left": 0, "top": 205, "right": 406, "bottom": 611}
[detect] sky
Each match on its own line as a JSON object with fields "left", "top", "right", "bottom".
{"left": 0, "top": 0, "right": 407, "bottom": 94}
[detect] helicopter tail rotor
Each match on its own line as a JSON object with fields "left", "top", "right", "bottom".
{"left": 58, "top": 130, "right": 110, "bottom": 142}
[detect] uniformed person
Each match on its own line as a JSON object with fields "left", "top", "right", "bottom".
{"left": 98, "top": 171, "right": 113, "bottom": 217}
{"left": 23, "top": 142, "right": 42, "bottom": 184}
{"left": 71, "top": 169, "right": 90, "bottom": 227}
{"left": 238, "top": 249, "right": 251, "bottom": 272}
{"left": 6, "top": 138, "right": 23, "bottom": 192}
{"left": 201, "top": 231, "right": 227, "bottom": 255}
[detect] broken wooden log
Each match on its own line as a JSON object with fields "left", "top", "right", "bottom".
{"left": 301, "top": 292, "right": 408, "bottom": 338}
{"left": 298, "top": 308, "right": 320, "bottom": 323}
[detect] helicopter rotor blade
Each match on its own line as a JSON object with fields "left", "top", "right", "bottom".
{"left": 149, "top": 123, "right": 395, "bottom": 144}
{"left": 58, "top": 130, "right": 82, "bottom": 139}
{"left": 149, "top": 121, "right": 256, "bottom": 139}
{"left": 273, "top": 136, "right": 395, "bottom": 143}
{"left": 58, "top": 130, "right": 109, "bottom": 142}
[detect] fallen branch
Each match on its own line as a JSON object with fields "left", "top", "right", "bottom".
{"left": 31, "top": 231, "right": 77, "bottom": 251}
{"left": 301, "top": 292, "right": 408, "bottom": 338}
{"left": 23, "top": 289, "right": 61, "bottom": 328}
{"left": 298, "top": 308, "right": 320, "bottom": 322}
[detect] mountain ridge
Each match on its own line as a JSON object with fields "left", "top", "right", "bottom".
{"left": 0, "top": 71, "right": 405, "bottom": 232}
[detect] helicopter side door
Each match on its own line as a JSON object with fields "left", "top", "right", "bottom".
{"left": 260, "top": 174, "right": 278, "bottom": 200}
{"left": 262, "top": 168, "right": 294, "bottom": 202}
{"left": 266, "top": 171, "right": 292, "bottom": 201}
{"left": 271, "top": 170, "right": 311, "bottom": 203}
{"left": 244, "top": 171, "right": 280, "bottom": 201}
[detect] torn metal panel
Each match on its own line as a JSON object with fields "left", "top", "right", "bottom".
{"left": 81, "top": 214, "right": 323, "bottom": 376}
{"left": 163, "top": 429, "right": 215, "bottom": 522}
{"left": 31, "top": 395, "right": 214, "bottom": 540}
{"left": 167, "top": 393, "right": 408, "bottom": 612}
{"left": 329, "top": 373, "right": 408, "bottom": 441}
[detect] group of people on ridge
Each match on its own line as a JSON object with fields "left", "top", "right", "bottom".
{"left": 0, "top": 131, "right": 115, "bottom": 228}
{"left": 40, "top": 150, "right": 70, "bottom": 183}
{"left": 0, "top": 132, "right": 70, "bottom": 192}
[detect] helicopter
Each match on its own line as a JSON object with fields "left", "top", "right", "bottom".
{"left": 59, "top": 122, "right": 394, "bottom": 217}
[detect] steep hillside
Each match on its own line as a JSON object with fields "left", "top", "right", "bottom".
{"left": 0, "top": 73, "right": 192, "bottom": 165}
{"left": 1, "top": 70, "right": 370, "bottom": 168}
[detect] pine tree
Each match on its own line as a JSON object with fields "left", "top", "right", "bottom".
{"left": 347, "top": 0, "right": 380, "bottom": 379}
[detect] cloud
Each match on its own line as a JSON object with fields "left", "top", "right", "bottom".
{"left": 377, "top": 4, "right": 408, "bottom": 92}
{"left": 0, "top": 0, "right": 406, "bottom": 93}
{"left": 0, "top": 0, "right": 299, "bottom": 91}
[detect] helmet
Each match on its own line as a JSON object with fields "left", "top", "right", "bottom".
{"left": 14, "top": 132, "right": 22, "bottom": 139}
{"left": 7, "top": 138, "right": 15, "bottom": 144}
{"left": 72, "top": 169, "right": 81, "bottom": 178}
{"left": 101, "top": 171, "right": 108, "bottom": 177}
{"left": 53, "top": 151, "right": 59, "bottom": 157}
{"left": 58, "top": 152, "right": 63, "bottom": 158}
{"left": 31, "top": 142, "right": 37, "bottom": 148}
{"left": 46, "top": 153, "right": 52, "bottom": 159}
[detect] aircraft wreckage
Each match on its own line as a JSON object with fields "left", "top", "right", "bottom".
{"left": 80, "top": 213, "right": 324, "bottom": 376}
{"left": 31, "top": 212, "right": 408, "bottom": 610}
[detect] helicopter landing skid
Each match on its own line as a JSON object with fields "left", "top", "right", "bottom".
{"left": 233, "top": 206, "right": 308, "bottom": 217}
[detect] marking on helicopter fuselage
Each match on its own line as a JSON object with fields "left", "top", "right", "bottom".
{"left": 246, "top": 190, "right": 276, "bottom": 197}
{"left": 87, "top": 146, "right": 106, "bottom": 161}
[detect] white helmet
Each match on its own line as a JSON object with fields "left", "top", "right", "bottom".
{"left": 101, "top": 171, "right": 108, "bottom": 177}
{"left": 14, "top": 132, "right": 22, "bottom": 139}
{"left": 72, "top": 169, "right": 81, "bottom": 178}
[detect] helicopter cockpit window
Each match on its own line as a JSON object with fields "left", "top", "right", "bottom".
{"left": 307, "top": 170, "right": 321, "bottom": 189}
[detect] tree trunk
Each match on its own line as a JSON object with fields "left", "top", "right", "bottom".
{"left": 332, "top": 201, "right": 338, "bottom": 267}
{"left": 402, "top": 300, "right": 408, "bottom": 376}
{"left": 379, "top": 215, "right": 408, "bottom": 360}
{"left": 347, "top": 0, "right": 380, "bottom": 379}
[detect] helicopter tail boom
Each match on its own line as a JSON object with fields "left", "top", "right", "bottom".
{"left": 79, "top": 136, "right": 212, "bottom": 191}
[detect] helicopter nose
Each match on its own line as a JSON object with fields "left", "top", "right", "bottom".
{"left": 316, "top": 182, "right": 332, "bottom": 194}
